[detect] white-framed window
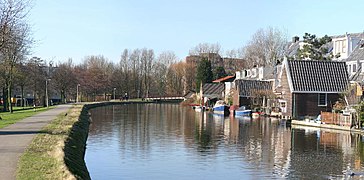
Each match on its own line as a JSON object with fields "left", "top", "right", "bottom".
{"left": 342, "top": 40, "right": 347, "bottom": 53}
{"left": 252, "top": 68, "right": 257, "bottom": 77}
{"left": 348, "top": 65, "right": 352, "bottom": 73}
{"left": 353, "top": 63, "right": 357, "bottom": 72}
{"left": 318, "top": 93, "right": 327, "bottom": 106}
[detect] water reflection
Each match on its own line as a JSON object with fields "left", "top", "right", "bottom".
{"left": 85, "top": 103, "right": 364, "bottom": 180}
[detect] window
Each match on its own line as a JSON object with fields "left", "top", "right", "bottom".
{"left": 252, "top": 68, "right": 257, "bottom": 77}
{"left": 348, "top": 65, "right": 352, "bottom": 73}
{"left": 342, "top": 40, "right": 347, "bottom": 53}
{"left": 318, "top": 93, "right": 327, "bottom": 106}
{"left": 353, "top": 64, "right": 357, "bottom": 72}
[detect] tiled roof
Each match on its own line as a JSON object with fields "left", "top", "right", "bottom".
{"left": 212, "top": 75, "right": 235, "bottom": 83}
{"left": 285, "top": 41, "right": 301, "bottom": 57}
{"left": 346, "top": 40, "right": 364, "bottom": 62}
{"left": 286, "top": 60, "right": 348, "bottom": 92}
{"left": 331, "top": 32, "right": 364, "bottom": 39}
{"left": 235, "top": 80, "right": 273, "bottom": 97}
{"left": 202, "top": 83, "right": 224, "bottom": 98}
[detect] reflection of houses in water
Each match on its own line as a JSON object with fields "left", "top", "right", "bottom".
{"left": 290, "top": 127, "right": 364, "bottom": 179}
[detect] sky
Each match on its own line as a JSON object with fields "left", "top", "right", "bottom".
{"left": 28, "top": 0, "right": 364, "bottom": 64}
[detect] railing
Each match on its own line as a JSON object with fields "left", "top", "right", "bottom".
{"left": 144, "top": 96, "right": 185, "bottom": 101}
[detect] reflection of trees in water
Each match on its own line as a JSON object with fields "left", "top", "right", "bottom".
{"left": 88, "top": 104, "right": 364, "bottom": 179}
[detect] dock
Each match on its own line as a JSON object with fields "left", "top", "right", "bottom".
{"left": 291, "top": 120, "right": 364, "bottom": 134}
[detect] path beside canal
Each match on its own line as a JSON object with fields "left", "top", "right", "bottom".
{"left": 0, "top": 104, "right": 72, "bottom": 180}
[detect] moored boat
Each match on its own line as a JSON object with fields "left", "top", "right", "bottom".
{"left": 235, "top": 106, "right": 252, "bottom": 116}
{"left": 212, "top": 100, "right": 230, "bottom": 115}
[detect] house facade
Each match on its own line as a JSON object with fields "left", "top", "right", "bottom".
{"left": 232, "top": 80, "right": 273, "bottom": 108}
{"left": 275, "top": 60, "right": 349, "bottom": 119}
{"left": 344, "top": 40, "right": 364, "bottom": 79}
{"left": 331, "top": 33, "right": 363, "bottom": 61}
{"left": 231, "top": 66, "right": 275, "bottom": 110}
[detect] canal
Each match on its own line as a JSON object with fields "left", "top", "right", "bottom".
{"left": 85, "top": 103, "right": 364, "bottom": 179}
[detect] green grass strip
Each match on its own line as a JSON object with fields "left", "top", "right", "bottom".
{"left": 0, "top": 107, "right": 55, "bottom": 129}
{"left": 17, "top": 105, "right": 85, "bottom": 180}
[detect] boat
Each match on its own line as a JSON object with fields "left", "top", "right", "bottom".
{"left": 235, "top": 106, "right": 252, "bottom": 116}
{"left": 212, "top": 100, "right": 230, "bottom": 115}
{"left": 252, "top": 112, "right": 260, "bottom": 118}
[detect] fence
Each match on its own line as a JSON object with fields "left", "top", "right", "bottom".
{"left": 321, "top": 112, "right": 352, "bottom": 127}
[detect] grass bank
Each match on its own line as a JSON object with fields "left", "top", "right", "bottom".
{"left": 0, "top": 107, "right": 54, "bottom": 129}
{"left": 17, "top": 104, "right": 90, "bottom": 180}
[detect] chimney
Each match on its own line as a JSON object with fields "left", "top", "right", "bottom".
{"left": 292, "top": 36, "right": 299, "bottom": 43}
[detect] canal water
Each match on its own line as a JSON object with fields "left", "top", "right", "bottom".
{"left": 85, "top": 103, "right": 364, "bottom": 179}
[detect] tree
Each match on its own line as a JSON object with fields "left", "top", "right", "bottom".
{"left": 27, "top": 57, "right": 45, "bottom": 107}
{"left": 81, "top": 55, "right": 113, "bottom": 101}
{"left": 213, "top": 66, "right": 227, "bottom": 80}
{"left": 196, "top": 58, "right": 213, "bottom": 91}
{"left": 153, "top": 51, "right": 177, "bottom": 96}
{"left": 189, "top": 42, "right": 221, "bottom": 55}
{"left": 166, "top": 62, "right": 185, "bottom": 95}
{"left": 0, "top": 0, "right": 33, "bottom": 112}
{"left": 13, "top": 62, "right": 30, "bottom": 107}
{"left": 296, "top": 33, "right": 336, "bottom": 60}
{"left": 52, "top": 59, "right": 77, "bottom": 103}
{"left": 243, "top": 27, "right": 287, "bottom": 67}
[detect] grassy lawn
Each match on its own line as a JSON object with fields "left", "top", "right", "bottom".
{"left": 17, "top": 105, "right": 83, "bottom": 180}
{"left": 0, "top": 106, "right": 55, "bottom": 129}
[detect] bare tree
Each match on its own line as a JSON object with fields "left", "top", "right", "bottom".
{"left": 27, "top": 57, "right": 45, "bottom": 107}
{"left": 0, "top": 0, "right": 32, "bottom": 112}
{"left": 243, "top": 27, "right": 287, "bottom": 67}
{"left": 189, "top": 42, "right": 221, "bottom": 55}
{"left": 153, "top": 51, "right": 177, "bottom": 96}
{"left": 52, "top": 59, "right": 77, "bottom": 103}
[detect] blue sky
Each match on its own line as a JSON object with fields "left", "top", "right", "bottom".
{"left": 29, "top": 0, "right": 364, "bottom": 63}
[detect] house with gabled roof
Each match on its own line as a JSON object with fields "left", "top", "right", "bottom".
{"left": 232, "top": 79, "right": 273, "bottom": 108}
{"left": 275, "top": 59, "right": 349, "bottom": 119}
{"left": 344, "top": 40, "right": 364, "bottom": 79}
{"left": 285, "top": 32, "right": 364, "bottom": 61}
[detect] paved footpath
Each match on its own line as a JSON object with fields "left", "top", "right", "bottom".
{"left": 0, "top": 104, "right": 72, "bottom": 180}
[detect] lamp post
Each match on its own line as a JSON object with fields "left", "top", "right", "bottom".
{"left": 45, "top": 79, "right": 51, "bottom": 108}
{"left": 76, "top": 84, "right": 80, "bottom": 103}
{"left": 113, "top": 87, "right": 116, "bottom": 100}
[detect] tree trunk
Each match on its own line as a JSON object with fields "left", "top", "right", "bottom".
{"left": 2, "top": 87, "right": 7, "bottom": 112}
{"left": 21, "top": 85, "right": 24, "bottom": 107}
{"left": 7, "top": 83, "right": 12, "bottom": 113}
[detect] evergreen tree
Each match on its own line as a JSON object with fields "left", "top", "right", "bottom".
{"left": 296, "top": 33, "right": 338, "bottom": 60}
{"left": 196, "top": 58, "right": 213, "bottom": 91}
{"left": 213, "top": 66, "right": 227, "bottom": 80}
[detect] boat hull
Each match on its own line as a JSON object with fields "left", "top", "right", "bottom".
{"left": 213, "top": 105, "right": 230, "bottom": 115}
{"left": 235, "top": 110, "right": 252, "bottom": 116}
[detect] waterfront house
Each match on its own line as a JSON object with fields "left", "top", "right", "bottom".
{"left": 232, "top": 79, "right": 273, "bottom": 108}
{"left": 212, "top": 75, "right": 235, "bottom": 103}
{"left": 231, "top": 66, "right": 275, "bottom": 111}
{"left": 200, "top": 83, "right": 225, "bottom": 106}
{"left": 275, "top": 59, "right": 349, "bottom": 119}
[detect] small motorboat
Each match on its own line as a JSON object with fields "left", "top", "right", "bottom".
{"left": 235, "top": 106, "right": 252, "bottom": 116}
{"left": 212, "top": 100, "right": 230, "bottom": 115}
